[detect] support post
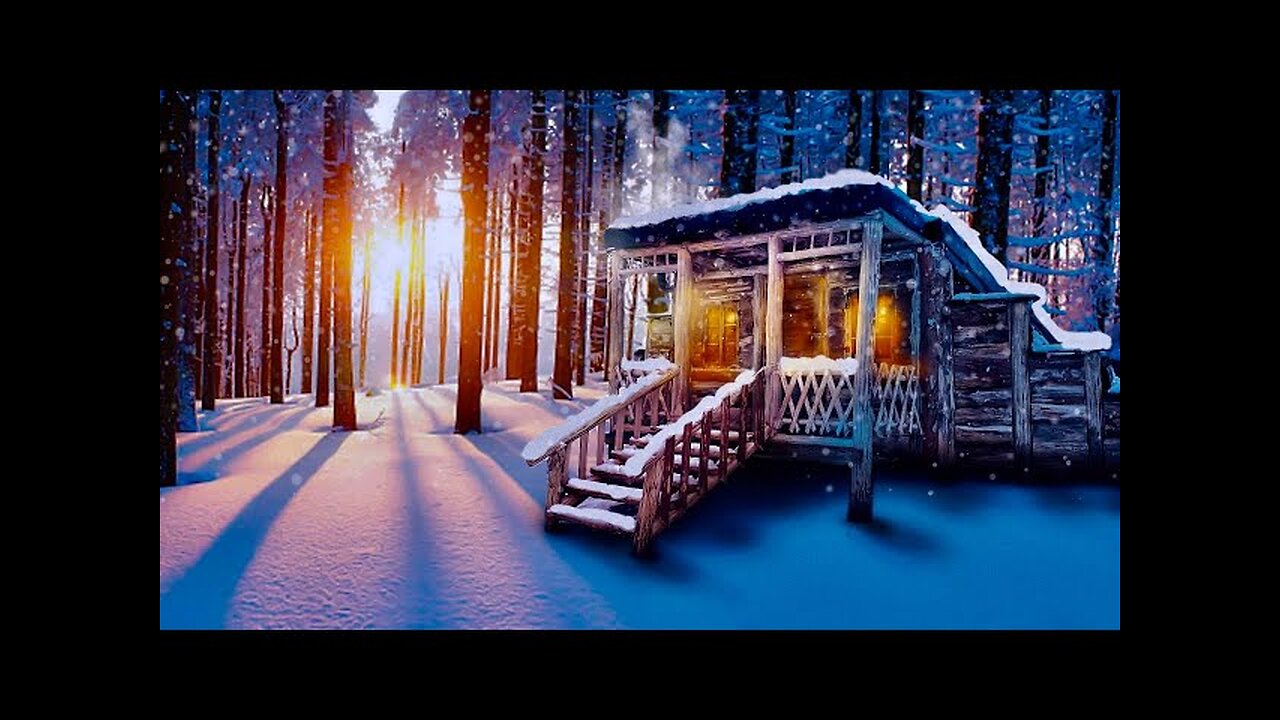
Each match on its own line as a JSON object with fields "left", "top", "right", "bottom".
{"left": 919, "top": 242, "right": 954, "bottom": 468}
{"left": 849, "top": 218, "right": 882, "bottom": 523}
{"left": 607, "top": 251, "right": 625, "bottom": 393}
{"left": 673, "top": 247, "right": 693, "bottom": 411}
{"left": 766, "top": 235, "right": 784, "bottom": 426}
{"left": 1010, "top": 300, "right": 1032, "bottom": 470}
{"left": 1084, "top": 351, "right": 1103, "bottom": 473}
{"left": 752, "top": 273, "right": 766, "bottom": 370}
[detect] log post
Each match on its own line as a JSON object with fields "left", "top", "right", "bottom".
{"left": 1084, "top": 351, "right": 1103, "bottom": 473}
{"left": 632, "top": 458, "right": 664, "bottom": 556}
{"left": 1010, "top": 300, "right": 1032, "bottom": 470}
{"left": 545, "top": 444, "right": 567, "bottom": 529}
{"left": 607, "top": 251, "right": 625, "bottom": 393}
{"left": 815, "top": 273, "right": 830, "bottom": 357}
{"left": 673, "top": 247, "right": 694, "bottom": 410}
{"left": 766, "top": 235, "right": 784, "bottom": 426}
{"left": 752, "top": 273, "right": 766, "bottom": 371}
{"left": 849, "top": 218, "right": 882, "bottom": 523}
{"left": 919, "top": 241, "right": 954, "bottom": 468}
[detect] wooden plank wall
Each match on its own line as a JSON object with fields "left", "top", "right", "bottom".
{"left": 951, "top": 300, "right": 1015, "bottom": 467}
{"left": 1028, "top": 352, "right": 1091, "bottom": 471}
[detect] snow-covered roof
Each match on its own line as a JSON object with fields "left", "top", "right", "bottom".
{"left": 604, "top": 170, "right": 1109, "bottom": 353}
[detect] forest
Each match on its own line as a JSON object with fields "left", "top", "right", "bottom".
{"left": 159, "top": 89, "right": 1120, "bottom": 488}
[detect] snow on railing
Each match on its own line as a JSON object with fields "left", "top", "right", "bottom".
{"left": 521, "top": 367, "right": 678, "bottom": 465}
{"left": 618, "top": 369, "right": 757, "bottom": 478}
{"left": 779, "top": 355, "right": 859, "bottom": 375}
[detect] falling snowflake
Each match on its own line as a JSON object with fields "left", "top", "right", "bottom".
{"left": 291, "top": 473, "right": 303, "bottom": 487}
{"left": 988, "top": 473, "right": 997, "bottom": 481}
{"left": 821, "top": 447, "right": 830, "bottom": 456}
{"left": 824, "top": 484, "right": 833, "bottom": 493}
{"left": 927, "top": 490, "right": 934, "bottom": 496}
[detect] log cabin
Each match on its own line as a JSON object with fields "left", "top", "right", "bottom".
{"left": 524, "top": 170, "right": 1119, "bottom": 554}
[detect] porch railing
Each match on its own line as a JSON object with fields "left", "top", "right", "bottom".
{"left": 776, "top": 358, "right": 920, "bottom": 439}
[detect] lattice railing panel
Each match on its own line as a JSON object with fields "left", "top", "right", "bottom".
{"left": 872, "top": 363, "right": 921, "bottom": 439}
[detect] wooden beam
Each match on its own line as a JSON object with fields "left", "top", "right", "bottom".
{"left": 696, "top": 265, "right": 769, "bottom": 282}
{"left": 618, "top": 263, "right": 679, "bottom": 277}
{"left": 673, "top": 247, "right": 693, "bottom": 412}
{"left": 779, "top": 242, "right": 862, "bottom": 263}
{"left": 848, "top": 219, "right": 882, "bottom": 523}
{"left": 752, "top": 274, "right": 766, "bottom": 371}
{"left": 1010, "top": 300, "right": 1031, "bottom": 469}
{"left": 1084, "top": 351, "right": 1103, "bottom": 473}
{"left": 766, "top": 235, "right": 784, "bottom": 426}
{"left": 684, "top": 219, "right": 867, "bottom": 254}
{"left": 880, "top": 211, "right": 928, "bottom": 245}
{"left": 606, "top": 251, "right": 625, "bottom": 392}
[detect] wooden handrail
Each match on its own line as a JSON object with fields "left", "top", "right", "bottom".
{"left": 523, "top": 367, "right": 679, "bottom": 467}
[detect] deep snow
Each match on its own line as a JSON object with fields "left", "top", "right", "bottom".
{"left": 160, "top": 381, "right": 1119, "bottom": 629}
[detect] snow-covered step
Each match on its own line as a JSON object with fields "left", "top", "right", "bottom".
{"left": 566, "top": 477, "right": 643, "bottom": 505}
{"left": 707, "top": 429, "right": 750, "bottom": 442}
{"left": 685, "top": 442, "right": 737, "bottom": 459}
{"left": 589, "top": 462, "right": 643, "bottom": 485}
{"left": 630, "top": 435, "right": 652, "bottom": 448}
{"left": 547, "top": 504, "right": 636, "bottom": 534}
{"left": 608, "top": 447, "right": 641, "bottom": 461}
{"left": 672, "top": 454, "right": 719, "bottom": 472}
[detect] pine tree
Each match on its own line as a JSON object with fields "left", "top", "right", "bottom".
{"left": 652, "top": 89, "right": 671, "bottom": 207}
{"left": 868, "top": 91, "right": 882, "bottom": 174}
{"left": 391, "top": 163, "right": 404, "bottom": 386}
{"left": 845, "top": 90, "right": 862, "bottom": 169}
{"left": 519, "top": 91, "right": 547, "bottom": 393}
{"left": 720, "top": 89, "right": 760, "bottom": 197}
{"left": 779, "top": 89, "right": 797, "bottom": 185}
{"left": 270, "top": 90, "right": 288, "bottom": 403}
{"left": 504, "top": 164, "right": 521, "bottom": 379}
{"left": 358, "top": 228, "right": 372, "bottom": 388}
{"left": 300, "top": 204, "right": 316, "bottom": 394}
{"left": 198, "top": 91, "right": 221, "bottom": 413}
{"left": 456, "top": 89, "right": 492, "bottom": 433}
{"left": 553, "top": 90, "right": 581, "bottom": 400}
{"left": 160, "top": 90, "right": 193, "bottom": 486}
{"left": 972, "top": 89, "right": 1016, "bottom": 259}
{"left": 259, "top": 184, "right": 273, "bottom": 397}
{"left": 906, "top": 90, "right": 925, "bottom": 201}
{"left": 316, "top": 101, "right": 334, "bottom": 407}
{"left": 234, "top": 173, "right": 251, "bottom": 397}
{"left": 576, "top": 92, "right": 593, "bottom": 387}
{"left": 1092, "top": 90, "right": 1119, "bottom": 332}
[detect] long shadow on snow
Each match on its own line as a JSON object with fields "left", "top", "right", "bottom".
{"left": 178, "top": 404, "right": 316, "bottom": 469}
{"left": 457, "top": 432, "right": 701, "bottom": 585}
{"left": 387, "top": 392, "right": 450, "bottom": 628}
{"left": 160, "top": 430, "right": 351, "bottom": 629}
{"left": 181, "top": 397, "right": 312, "bottom": 450}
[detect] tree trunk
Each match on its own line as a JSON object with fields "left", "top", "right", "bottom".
{"left": 1092, "top": 90, "right": 1119, "bottom": 332}
{"left": 300, "top": 203, "right": 315, "bottom": 394}
{"left": 259, "top": 185, "right": 273, "bottom": 398}
{"left": 331, "top": 91, "right": 357, "bottom": 429}
{"left": 455, "top": 89, "right": 492, "bottom": 432}
{"left": 160, "top": 90, "right": 193, "bottom": 486}
{"left": 779, "top": 89, "right": 796, "bottom": 185}
{"left": 488, "top": 177, "right": 503, "bottom": 372}
{"left": 358, "top": 229, "right": 372, "bottom": 388}
{"left": 224, "top": 199, "right": 236, "bottom": 396}
{"left": 439, "top": 273, "right": 448, "bottom": 384}
{"left": 415, "top": 214, "right": 427, "bottom": 384}
{"left": 845, "top": 90, "right": 862, "bottom": 169}
{"left": 268, "top": 91, "right": 288, "bottom": 403}
{"left": 234, "top": 175, "right": 251, "bottom": 398}
{"left": 183, "top": 91, "right": 215, "bottom": 425}
{"left": 402, "top": 212, "right": 416, "bottom": 385}
{"left": 316, "top": 103, "right": 334, "bottom": 407}
{"left": 505, "top": 163, "right": 522, "bottom": 380}
{"left": 391, "top": 177, "right": 404, "bottom": 387}
{"left": 576, "top": 92, "right": 593, "bottom": 386}
{"left": 520, "top": 90, "right": 547, "bottom": 393}
{"left": 201, "top": 90, "right": 223, "bottom": 411}
{"left": 286, "top": 303, "right": 299, "bottom": 394}
{"left": 972, "top": 89, "right": 1016, "bottom": 260}
{"left": 553, "top": 90, "right": 581, "bottom": 400}
{"left": 720, "top": 89, "right": 760, "bottom": 197}
{"left": 906, "top": 90, "right": 925, "bottom": 202}
{"left": 868, "top": 91, "right": 881, "bottom": 174}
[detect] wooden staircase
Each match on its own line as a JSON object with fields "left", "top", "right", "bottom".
{"left": 524, "top": 365, "right": 774, "bottom": 555}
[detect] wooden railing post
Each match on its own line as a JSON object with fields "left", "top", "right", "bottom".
{"left": 766, "top": 236, "right": 783, "bottom": 428}
{"left": 632, "top": 458, "right": 663, "bottom": 556}
{"left": 545, "top": 444, "right": 567, "bottom": 530}
{"left": 607, "top": 252, "right": 625, "bottom": 393}
{"left": 674, "top": 247, "right": 693, "bottom": 410}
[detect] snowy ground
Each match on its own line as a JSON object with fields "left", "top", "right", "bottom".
{"left": 160, "top": 379, "right": 1120, "bottom": 629}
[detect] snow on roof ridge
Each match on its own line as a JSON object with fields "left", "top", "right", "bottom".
{"left": 926, "top": 204, "right": 1110, "bottom": 352}
{"left": 611, "top": 169, "right": 898, "bottom": 230}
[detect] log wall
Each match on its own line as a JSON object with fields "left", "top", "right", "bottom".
{"left": 950, "top": 299, "right": 1016, "bottom": 468}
